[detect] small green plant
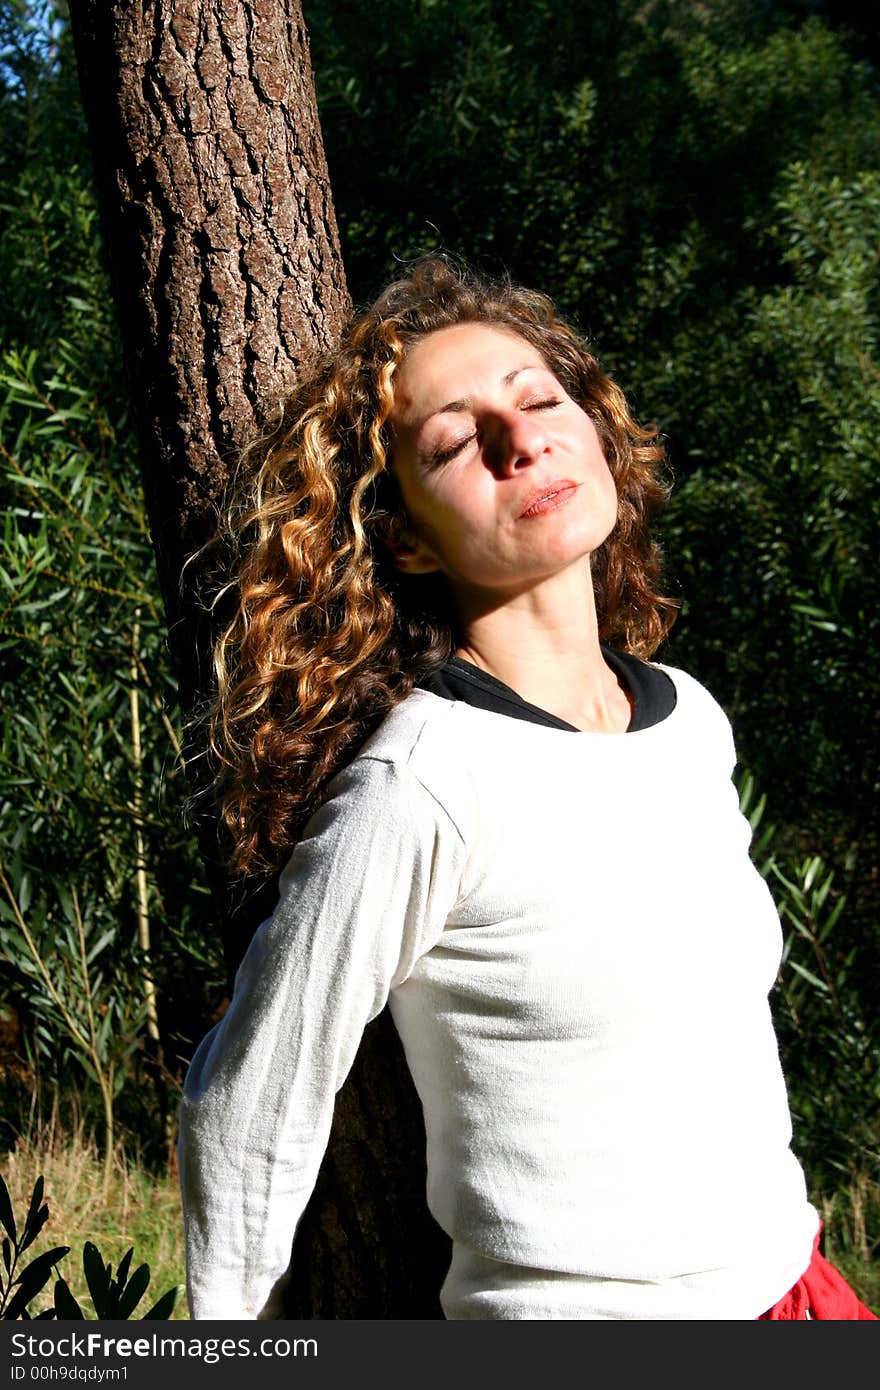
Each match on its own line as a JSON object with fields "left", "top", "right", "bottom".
{"left": 52, "top": 1241, "right": 179, "bottom": 1320}
{"left": 0, "top": 1171, "right": 180, "bottom": 1320}
{"left": 0, "top": 863, "right": 145, "bottom": 1188}
{"left": 0, "top": 1173, "right": 67, "bottom": 1320}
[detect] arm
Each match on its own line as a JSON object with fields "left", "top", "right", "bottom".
{"left": 177, "top": 754, "right": 465, "bottom": 1319}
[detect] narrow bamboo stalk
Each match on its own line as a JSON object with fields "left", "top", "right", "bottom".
{"left": 130, "top": 612, "right": 160, "bottom": 1044}
{"left": 70, "top": 885, "right": 115, "bottom": 1191}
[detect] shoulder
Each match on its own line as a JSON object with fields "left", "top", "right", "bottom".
{"left": 354, "top": 686, "right": 457, "bottom": 766}
{"left": 329, "top": 688, "right": 474, "bottom": 844}
{"left": 650, "top": 661, "right": 727, "bottom": 712}
{"left": 278, "top": 696, "right": 469, "bottom": 901}
{"left": 649, "top": 661, "right": 738, "bottom": 765}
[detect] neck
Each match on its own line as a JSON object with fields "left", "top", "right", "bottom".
{"left": 450, "top": 563, "right": 632, "bottom": 734}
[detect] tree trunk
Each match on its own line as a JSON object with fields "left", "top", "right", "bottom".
{"left": 66, "top": 0, "right": 448, "bottom": 1318}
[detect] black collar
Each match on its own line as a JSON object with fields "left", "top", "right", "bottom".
{"left": 415, "top": 646, "right": 676, "bottom": 732}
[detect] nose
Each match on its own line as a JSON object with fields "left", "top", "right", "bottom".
{"left": 483, "top": 409, "right": 549, "bottom": 477}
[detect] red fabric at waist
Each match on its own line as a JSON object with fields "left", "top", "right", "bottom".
{"left": 759, "top": 1225, "right": 877, "bottom": 1320}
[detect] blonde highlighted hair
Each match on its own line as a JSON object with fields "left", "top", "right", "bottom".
{"left": 207, "top": 255, "right": 677, "bottom": 876}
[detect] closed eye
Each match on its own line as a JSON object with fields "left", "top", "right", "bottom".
{"left": 432, "top": 433, "right": 476, "bottom": 465}
{"left": 522, "top": 397, "right": 562, "bottom": 411}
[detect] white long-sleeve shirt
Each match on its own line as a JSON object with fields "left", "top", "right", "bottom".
{"left": 178, "top": 662, "right": 818, "bottom": 1319}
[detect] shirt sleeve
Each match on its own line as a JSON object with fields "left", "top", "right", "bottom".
{"left": 177, "top": 753, "right": 465, "bottom": 1319}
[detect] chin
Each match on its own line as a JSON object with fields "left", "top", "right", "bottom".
{"left": 548, "top": 517, "right": 615, "bottom": 565}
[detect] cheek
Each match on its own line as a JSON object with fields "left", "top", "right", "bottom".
{"left": 394, "top": 479, "right": 461, "bottom": 562}
{"left": 595, "top": 464, "right": 620, "bottom": 529}
{"left": 402, "top": 470, "right": 477, "bottom": 536}
{"left": 586, "top": 433, "right": 618, "bottom": 503}
{"left": 392, "top": 464, "right": 434, "bottom": 531}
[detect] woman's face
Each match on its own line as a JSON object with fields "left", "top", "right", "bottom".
{"left": 388, "top": 322, "right": 619, "bottom": 601}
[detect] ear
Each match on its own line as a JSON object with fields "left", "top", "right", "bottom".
{"left": 377, "top": 513, "right": 443, "bottom": 575}
{"left": 392, "top": 535, "right": 443, "bottom": 576}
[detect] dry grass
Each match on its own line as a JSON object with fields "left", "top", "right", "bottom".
{"left": 818, "top": 1173, "right": 880, "bottom": 1316}
{"left": 2, "top": 1114, "right": 188, "bottom": 1320}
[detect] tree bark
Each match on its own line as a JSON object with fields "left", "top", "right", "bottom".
{"left": 66, "top": 0, "right": 448, "bottom": 1317}
{"left": 66, "top": 0, "right": 348, "bottom": 701}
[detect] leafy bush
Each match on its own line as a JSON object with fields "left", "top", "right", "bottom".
{"left": 0, "top": 1171, "right": 180, "bottom": 1319}
{"left": 738, "top": 772, "right": 878, "bottom": 1267}
{"left": 0, "top": 3, "right": 224, "bottom": 1159}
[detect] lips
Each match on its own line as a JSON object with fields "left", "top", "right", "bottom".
{"left": 517, "top": 479, "right": 579, "bottom": 519}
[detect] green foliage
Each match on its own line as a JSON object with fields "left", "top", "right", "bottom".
{"left": 772, "top": 846, "right": 878, "bottom": 1196}
{"left": 0, "top": 0, "right": 223, "bottom": 1158}
{"left": 738, "top": 774, "right": 878, "bottom": 1208}
{"left": 662, "top": 155, "right": 879, "bottom": 833}
{"left": 0, "top": 859, "right": 145, "bottom": 1179}
{"left": 0, "top": 1172, "right": 67, "bottom": 1319}
{"left": 0, "top": 294, "right": 216, "bottom": 1155}
{"left": 54, "top": 1241, "right": 179, "bottom": 1320}
{"left": 0, "top": 1171, "right": 180, "bottom": 1319}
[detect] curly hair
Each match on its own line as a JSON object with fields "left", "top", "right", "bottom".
{"left": 207, "top": 255, "right": 678, "bottom": 877}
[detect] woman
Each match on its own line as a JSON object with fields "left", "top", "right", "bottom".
{"left": 178, "top": 256, "right": 874, "bottom": 1320}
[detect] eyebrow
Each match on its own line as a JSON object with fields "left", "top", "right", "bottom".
{"left": 416, "top": 364, "right": 546, "bottom": 431}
